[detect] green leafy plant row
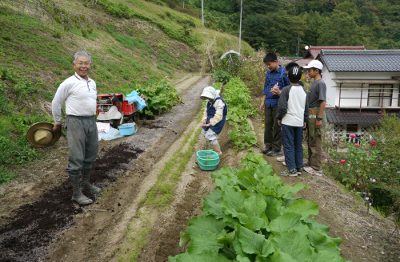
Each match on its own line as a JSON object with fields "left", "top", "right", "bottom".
{"left": 223, "top": 77, "right": 257, "bottom": 150}
{"left": 170, "top": 153, "right": 348, "bottom": 261}
{"left": 133, "top": 79, "right": 181, "bottom": 118}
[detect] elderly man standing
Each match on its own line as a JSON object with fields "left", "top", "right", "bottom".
{"left": 52, "top": 50, "right": 100, "bottom": 205}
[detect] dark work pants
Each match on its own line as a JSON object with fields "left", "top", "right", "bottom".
{"left": 282, "top": 124, "right": 304, "bottom": 171}
{"left": 66, "top": 115, "right": 98, "bottom": 174}
{"left": 264, "top": 107, "right": 281, "bottom": 152}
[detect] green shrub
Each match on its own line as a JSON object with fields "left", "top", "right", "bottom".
{"left": 212, "top": 69, "right": 231, "bottom": 85}
{"left": 326, "top": 115, "right": 400, "bottom": 224}
{"left": 0, "top": 166, "right": 15, "bottom": 185}
{"left": 133, "top": 79, "right": 181, "bottom": 118}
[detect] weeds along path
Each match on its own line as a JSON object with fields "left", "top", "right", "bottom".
{"left": 0, "top": 75, "right": 210, "bottom": 262}
{"left": 251, "top": 113, "right": 400, "bottom": 262}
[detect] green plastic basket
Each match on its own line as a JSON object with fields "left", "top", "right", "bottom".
{"left": 196, "top": 150, "right": 220, "bottom": 171}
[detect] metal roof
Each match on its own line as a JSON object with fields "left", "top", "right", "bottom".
{"left": 320, "top": 50, "right": 400, "bottom": 72}
{"left": 326, "top": 108, "right": 400, "bottom": 125}
{"left": 306, "top": 45, "right": 365, "bottom": 59}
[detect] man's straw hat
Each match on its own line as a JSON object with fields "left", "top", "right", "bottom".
{"left": 26, "top": 122, "right": 61, "bottom": 148}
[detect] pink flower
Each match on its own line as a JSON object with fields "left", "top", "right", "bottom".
{"left": 350, "top": 133, "right": 356, "bottom": 139}
{"left": 369, "top": 139, "right": 377, "bottom": 147}
{"left": 340, "top": 159, "right": 347, "bottom": 165}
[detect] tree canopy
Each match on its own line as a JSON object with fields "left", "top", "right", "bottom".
{"left": 185, "top": 0, "right": 400, "bottom": 55}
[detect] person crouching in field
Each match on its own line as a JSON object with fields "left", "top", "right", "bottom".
{"left": 200, "top": 86, "right": 228, "bottom": 155}
{"left": 276, "top": 64, "right": 308, "bottom": 176}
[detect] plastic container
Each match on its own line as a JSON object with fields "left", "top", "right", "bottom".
{"left": 118, "top": 123, "right": 136, "bottom": 136}
{"left": 196, "top": 150, "right": 220, "bottom": 171}
{"left": 121, "top": 101, "right": 136, "bottom": 115}
{"left": 126, "top": 91, "right": 146, "bottom": 111}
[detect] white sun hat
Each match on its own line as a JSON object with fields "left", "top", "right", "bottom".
{"left": 303, "top": 60, "right": 323, "bottom": 70}
{"left": 200, "top": 86, "right": 219, "bottom": 100}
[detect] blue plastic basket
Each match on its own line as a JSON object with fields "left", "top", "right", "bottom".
{"left": 118, "top": 123, "right": 136, "bottom": 136}
{"left": 196, "top": 150, "right": 220, "bottom": 171}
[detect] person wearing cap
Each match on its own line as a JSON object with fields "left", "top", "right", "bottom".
{"left": 276, "top": 65, "right": 308, "bottom": 176}
{"left": 303, "top": 59, "right": 326, "bottom": 176}
{"left": 52, "top": 50, "right": 100, "bottom": 205}
{"left": 259, "top": 52, "right": 290, "bottom": 156}
{"left": 200, "top": 86, "right": 227, "bottom": 155}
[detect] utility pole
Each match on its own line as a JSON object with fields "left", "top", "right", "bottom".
{"left": 238, "top": 0, "right": 243, "bottom": 55}
{"left": 182, "top": 0, "right": 184, "bottom": 9}
{"left": 201, "top": 0, "right": 204, "bottom": 25}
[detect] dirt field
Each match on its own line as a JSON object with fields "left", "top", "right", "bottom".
{"left": 0, "top": 75, "right": 211, "bottom": 262}
{"left": 1, "top": 74, "right": 400, "bottom": 262}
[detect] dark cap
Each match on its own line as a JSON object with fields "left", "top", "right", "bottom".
{"left": 288, "top": 66, "right": 302, "bottom": 83}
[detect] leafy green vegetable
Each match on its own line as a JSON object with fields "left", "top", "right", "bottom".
{"left": 169, "top": 153, "right": 348, "bottom": 262}
{"left": 222, "top": 77, "right": 257, "bottom": 150}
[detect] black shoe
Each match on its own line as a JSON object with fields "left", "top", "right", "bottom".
{"left": 262, "top": 148, "right": 272, "bottom": 154}
{"left": 268, "top": 150, "right": 282, "bottom": 157}
{"left": 280, "top": 169, "right": 298, "bottom": 177}
{"left": 296, "top": 168, "right": 305, "bottom": 175}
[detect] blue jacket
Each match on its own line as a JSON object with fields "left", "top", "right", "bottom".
{"left": 263, "top": 65, "right": 290, "bottom": 108}
{"left": 204, "top": 97, "right": 227, "bottom": 134}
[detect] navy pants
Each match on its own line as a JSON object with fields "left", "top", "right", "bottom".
{"left": 282, "top": 124, "right": 304, "bottom": 171}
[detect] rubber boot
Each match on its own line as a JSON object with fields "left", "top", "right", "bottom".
{"left": 211, "top": 141, "right": 222, "bottom": 155}
{"left": 82, "top": 169, "right": 101, "bottom": 194}
{"left": 70, "top": 173, "right": 93, "bottom": 205}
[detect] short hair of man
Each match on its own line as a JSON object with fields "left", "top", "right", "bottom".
{"left": 73, "top": 50, "right": 92, "bottom": 64}
{"left": 263, "top": 52, "right": 278, "bottom": 63}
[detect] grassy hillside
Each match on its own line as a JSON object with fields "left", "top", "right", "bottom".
{"left": 0, "top": 0, "right": 253, "bottom": 181}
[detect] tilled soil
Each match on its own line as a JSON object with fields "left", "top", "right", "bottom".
{"left": 0, "top": 75, "right": 210, "bottom": 262}
{"left": 137, "top": 124, "right": 235, "bottom": 262}
{"left": 0, "top": 144, "right": 142, "bottom": 262}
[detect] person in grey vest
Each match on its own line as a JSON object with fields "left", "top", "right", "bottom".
{"left": 52, "top": 50, "right": 100, "bottom": 205}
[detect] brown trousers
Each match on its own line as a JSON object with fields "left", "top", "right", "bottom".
{"left": 307, "top": 108, "right": 323, "bottom": 170}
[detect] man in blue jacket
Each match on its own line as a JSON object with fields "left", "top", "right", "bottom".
{"left": 259, "top": 52, "right": 290, "bottom": 156}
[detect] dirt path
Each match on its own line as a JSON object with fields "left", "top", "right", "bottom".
{"left": 136, "top": 123, "right": 247, "bottom": 262}
{"left": 251, "top": 113, "right": 400, "bottom": 262}
{"left": 0, "top": 75, "right": 210, "bottom": 262}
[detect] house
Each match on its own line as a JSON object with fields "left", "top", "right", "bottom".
{"left": 290, "top": 45, "right": 367, "bottom": 68}
{"left": 305, "top": 45, "right": 366, "bottom": 60}
{"left": 318, "top": 49, "right": 400, "bottom": 141}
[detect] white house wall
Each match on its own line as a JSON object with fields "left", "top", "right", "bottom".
{"left": 322, "top": 70, "right": 400, "bottom": 109}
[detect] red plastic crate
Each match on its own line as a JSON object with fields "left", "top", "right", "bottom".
{"left": 121, "top": 101, "right": 135, "bottom": 115}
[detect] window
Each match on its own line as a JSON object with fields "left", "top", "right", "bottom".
{"left": 346, "top": 124, "right": 358, "bottom": 132}
{"left": 368, "top": 84, "right": 393, "bottom": 107}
